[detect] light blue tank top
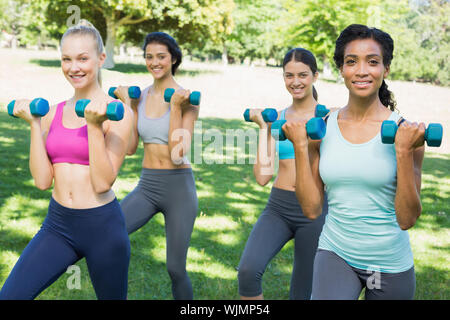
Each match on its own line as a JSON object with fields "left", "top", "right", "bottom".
{"left": 275, "top": 109, "right": 295, "bottom": 160}
{"left": 318, "top": 110, "right": 414, "bottom": 273}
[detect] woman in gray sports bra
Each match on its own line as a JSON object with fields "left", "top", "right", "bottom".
{"left": 113, "top": 32, "right": 199, "bottom": 300}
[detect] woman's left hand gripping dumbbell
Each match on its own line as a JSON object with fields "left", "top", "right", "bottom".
{"left": 75, "top": 98, "right": 124, "bottom": 124}
{"left": 168, "top": 88, "right": 194, "bottom": 110}
{"left": 395, "top": 120, "right": 427, "bottom": 152}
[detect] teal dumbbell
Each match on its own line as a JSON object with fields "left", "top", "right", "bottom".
{"left": 243, "top": 108, "right": 278, "bottom": 123}
{"left": 381, "top": 120, "right": 443, "bottom": 147}
{"left": 108, "top": 86, "right": 141, "bottom": 99}
{"left": 7, "top": 98, "right": 49, "bottom": 118}
{"left": 75, "top": 99, "right": 124, "bottom": 121}
{"left": 164, "top": 88, "right": 201, "bottom": 105}
{"left": 315, "top": 104, "right": 330, "bottom": 117}
{"left": 271, "top": 118, "right": 326, "bottom": 141}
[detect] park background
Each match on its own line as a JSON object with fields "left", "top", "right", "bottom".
{"left": 0, "top": 0, "right": 448, "bottom": 299}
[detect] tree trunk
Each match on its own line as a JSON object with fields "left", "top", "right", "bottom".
{"left": 103, "top": 17, "right": 117, "bottom": 69}
{"left": 222, "top": 42, "right": 228, "bottom": 66}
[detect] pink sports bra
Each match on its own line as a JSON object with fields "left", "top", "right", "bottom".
{"left": 46, "top": 101, "right": 89, "bottom": 165}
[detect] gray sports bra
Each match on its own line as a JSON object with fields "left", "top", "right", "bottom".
{"left": 137, "top": 86, "right": 190, "bottom": 165}
{"left": 138, "top": 86, "right": 170, "bottom": 145}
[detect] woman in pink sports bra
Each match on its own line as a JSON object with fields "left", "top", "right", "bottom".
{"left": 0, "top": 20, "right": 133, "bottom": 300}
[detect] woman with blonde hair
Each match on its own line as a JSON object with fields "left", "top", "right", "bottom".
{"left": 0, "top": 20, "right": 133, "bottom": 300}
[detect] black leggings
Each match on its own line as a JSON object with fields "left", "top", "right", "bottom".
{"left": 120, "top": 168, "right": 198, "bottom": 300}
{"left": 0, "top": 198, "right": 130, "bottom": 300}
{"left": 238, "top": 187, "right": 327, "bottom": 299}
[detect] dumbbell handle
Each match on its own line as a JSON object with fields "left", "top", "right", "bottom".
{"left": 243, "top": 108, "right": 278, "bottom": 123}
{"left": 243, "top": 104, "right": 328, "bottom": 123}
{"left": 315, "top": 104, "right": 330, "bottom": 118}
{"left": 271, "top": 118, "right": 326, "bottom": 141}
{"left": 381, "top": 120, "right": 443, "bottom": 147}
{"left": 75, "top": 99, "right": 124, "bottom": 121}
{"left": 108, "top": 86, "right": 141, "bottom": 100}
{"left": 7, "top": 98, "right": 50, "bottom": 118}
{"left": 164, "top": 88, "right": 201, "bottom": 106}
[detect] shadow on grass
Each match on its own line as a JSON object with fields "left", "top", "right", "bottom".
{"left": 29, "top": 59, "right": 222, "bottom": 77}
{"left": 0, "top": 112, "right": 448, "bottom": 299}
{"left": 417, "top": 153, "right": 450, "bottom": 230}
{"left": 415, "top": 265, "right": 449, "bottom": 299}
{"left": 0, "top": 111, "right": 51, "bottom": 210}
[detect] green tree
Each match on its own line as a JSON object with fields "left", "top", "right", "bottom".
{"left": 375, "top": 0, "right": 450, "bottom": 85}
{"left": 279, "top": 0, "right": 371, "bottom": 71}
{"left": 31, "top": 0, "right": 234, "bottom": 68}
{"left": 224, "top": 0, "right": 283, "bottom": 64}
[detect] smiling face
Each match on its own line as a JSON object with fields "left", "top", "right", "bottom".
{"left": 340, "top": 38, "right": 390, "bottom": 100}
{"left": 283, "top": 60, "right": 318, "bottom": 100}
{"left": 144, "top": 42, "right": 175, "bottom": 80}
{"left": 61, "top": 34, "right": 105, "bottom": 89}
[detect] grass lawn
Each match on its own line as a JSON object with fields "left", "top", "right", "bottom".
{"left": 0, "top": 110, "right": 448, "bottom": 300}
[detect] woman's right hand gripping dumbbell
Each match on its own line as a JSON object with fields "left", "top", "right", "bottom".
{"left": 7, "top": 98, "right": 49, "bottom": 125}
{"left": 248, "top": 108, "right": 270, "bottom": 129}
{"left": 111, "top": 86, "right": 140, "bottom": 110}
{"left": 281, "top": 120, "right": 310, "bottom": 149}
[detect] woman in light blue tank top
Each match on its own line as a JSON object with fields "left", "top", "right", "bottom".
{"left": 112, "top": 32, "right": 199, "bottom": 300}
{"left": 237, "top": 48, "right": 328, "bottom": 300}
{"left": 282, "top": 25, "right": 426, "bottom": 300}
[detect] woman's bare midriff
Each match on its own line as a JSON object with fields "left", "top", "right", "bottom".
{"left": 273, "top": 159, "right": 296, "bottom": 192}
{"left": 141, "top": 143, "right": 191, "bottom": 169}
{"left": 51, "top": 163, "right": 115, "bottom": 209}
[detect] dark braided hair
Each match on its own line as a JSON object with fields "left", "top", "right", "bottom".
{"left": 283, "top": 48, "right": 319, "bottom": 101}
{"left": 334, "top": 24, "right": 396, "bottom": 111}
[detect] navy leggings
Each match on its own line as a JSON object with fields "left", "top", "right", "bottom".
{"left": 120, "top": 168, "right": 198, "bottom": 300}
{"left": 238, "top": 187, "right": 327, "bottom": 299}
{"left": 0, "top": 198, "right": 130, "bottom": 300}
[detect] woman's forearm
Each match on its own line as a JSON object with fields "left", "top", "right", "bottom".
{"left": 395, "top": 150, "right": 422, "bottom": 230}
{"left": 127, "top": 106, "right": 139, "bottom": 155}
{"left": 168, "top": 106, "right": 190, "bottom": 163}
{"left": 253, "top": 125, "right": 274, "bottom": 185}
{"left": 294, "top": 143, "right": 323, "bottom": 219}
{"left": 29, "top": 121, "right": 53, "bottom": 190}
{"left": 87, "top": 123, "right": 116, "bottom": 193}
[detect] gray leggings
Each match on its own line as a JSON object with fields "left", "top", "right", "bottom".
{"left": 238, "top": 187, "right": 327, "bottom": 299}
{"left": 120, "top": 168, "right": 198, "bottom": 300}
{"left": 312, "top": 249, "right": 416, "bottom": 300}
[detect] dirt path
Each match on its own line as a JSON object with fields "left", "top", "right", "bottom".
{"left": 1, "top": 48, "right": 448, "bottom": 154}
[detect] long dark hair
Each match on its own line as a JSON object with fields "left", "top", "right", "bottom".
{"left": 283, "top": 48, "right": 318, "bottom": 100}
{"left": 142, "top": 32, "right": 182, "bottom": 75}
{"left": 334, "top": 24, "right": 396, "bottom": 111}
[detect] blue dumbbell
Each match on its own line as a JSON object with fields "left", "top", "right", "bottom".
{"left": 164, "top": 88, "right": 201, "bottom": 105}
{"left": 381, "top": 120, "right": 443, "bottom": 147}
{"left": 243, "top": 108, "right": 278, "bottom": 123}
{"left": 271, "top": 118, "right": 326, "bottom": 141}
{"left": 108, "top": 86, "right": 141, "bottom": 100}
{"left": 7, "top": 98, "right": 49, "bottom": 118}
{"left": 315, "top": 104, "right": 330, "bottom": 117}
{"left": 75, "top": 99, "right": 124, "bottom": 121}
